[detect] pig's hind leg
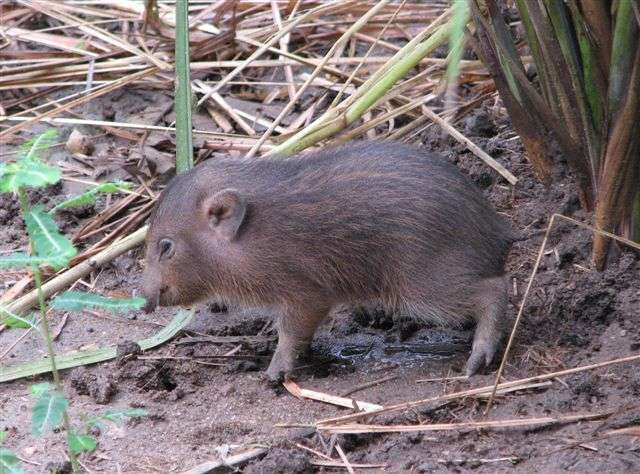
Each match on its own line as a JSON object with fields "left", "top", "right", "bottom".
{"left": 466, "top": 275, "right": 509, "bottom": 376}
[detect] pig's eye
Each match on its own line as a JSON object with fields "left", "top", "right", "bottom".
{"left": 158, "top": 238, "right": 175, "bottom": 260}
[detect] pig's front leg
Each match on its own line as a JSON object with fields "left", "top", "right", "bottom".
{"left": 266, "top": 303, "right": 329, "bottom": 383}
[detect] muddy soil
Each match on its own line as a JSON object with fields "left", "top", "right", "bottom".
{"left": 1, "top": 90, "right": 639, "bottom": 473}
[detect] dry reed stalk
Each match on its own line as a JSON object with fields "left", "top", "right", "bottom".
{"left": 194, "top": 1, "right": 355, "bottom": 108}
{"left": 18, "top": 0, "right": 171, "bottom": 69}
{"left": 0, "top": 67, "right": 157, "bottom": 138}
{"left": 319, "top": 412, "right": 609, "bottom": 434}
{"left": 335, "top": 444, "right": 356, "bottom": 474}
{"left": 283, "top": 380, "right": 383, "bottom": 413}
{"left": 0, "top": 115, "right": 245, "bottom": 138}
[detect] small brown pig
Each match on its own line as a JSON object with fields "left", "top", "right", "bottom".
{"left": 142, "top": 141, "right": 514, "bottom": 380}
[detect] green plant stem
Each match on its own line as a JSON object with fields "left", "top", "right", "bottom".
{"left": 174, "top": 0, "right": 193, "bottom": 173}
{"left": 34, "top": 269, "right": 79, "bottom": 473}
{"left": 32, "top": 270, "right": 61, "bottom": 387}
{"left": 18, "top": 188, "right": 79, "bottom": 473}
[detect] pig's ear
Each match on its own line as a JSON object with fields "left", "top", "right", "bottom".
{"left": 201, "top": 188, "right": 247, "bottom": 240}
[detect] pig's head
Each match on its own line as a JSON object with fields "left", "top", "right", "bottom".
{"left": 141, "top": 171, "right": 247, "bottom": 313}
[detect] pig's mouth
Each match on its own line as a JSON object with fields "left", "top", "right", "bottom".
{"left": 143, "top": 296, "right": 158, "bottom": 313}
{"left": 143, "top": 285, "right": 175, "bottom": 313}
{"left": 143, "top": 285, "right": 204, "bottom": 313}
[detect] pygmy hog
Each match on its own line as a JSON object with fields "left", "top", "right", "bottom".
{"left": 142, "top": 141, "right": 514, "bottom": 380}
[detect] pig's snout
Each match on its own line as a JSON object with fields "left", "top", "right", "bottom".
{"left": 143, "top": 294, "right": 158, "bottom": 313}
{"left": 141, "top": 276, "right": 162, "bottom": 313}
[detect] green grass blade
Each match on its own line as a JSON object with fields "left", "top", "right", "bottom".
{"left": 24, "top": 206, "right": 77, "bottom": 270}
{"left": 0, "top": 448, "right": 23, "bottom": 474}
{"left": 174, "top": 0, "right": 193, "bottom": 174}
{"left": 0, "top": 309, "right": 194, "bottom": 383}
{"left": 68, "top": 432, "right": 98, "bottom": 454}
{"left": 103, "top": 408, "right": 148, "bottom": 421}
{"left": 51, "top": 190, "right": 97, "bottom": 211}
{"left": 32, "top": 389, "right": 68, "bottom": 435}
{"left": 51, "top": 291, "right": 146, "bottom": 313}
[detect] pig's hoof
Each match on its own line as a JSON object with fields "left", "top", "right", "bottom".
{"left": 265, "top": 368, "right": 285, "bottom": 387}
{"left": 266, "top": 353, "right": 293, "bottom": 385}
{"left": 466, "top": 340, "right": 499, "bottom": 376}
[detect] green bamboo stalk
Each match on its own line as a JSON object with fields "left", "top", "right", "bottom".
{"left": 174, "top": 0, "right": 193, "bottom": 173}
{"left": 266, "top": 24, "right": 451, "bottom": 158}
{"left": 337, "top": 9, "right": 451, "bottom": 112}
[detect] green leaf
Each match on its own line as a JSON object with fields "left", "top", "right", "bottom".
{"left": 24, "top": 206, "right": 77, "bottom": 270}
{"left": 0, "top": 448, "right": 23, "bottom": 474}
{"left": 30, "top": 382, "right": 53, "bottom": 397}
{"left": 51, "top": 291, "right": 146, "bottom": 314}
{"left": 32, "top": 389, "right": 68, "bottom": 436}
{"left": 51, "top": 180, "right": 132, "bottom": 212}
{"left": 51, "top": 190, "right": 96, "bottom": 211}
{"left": 0, "top": 306, "right": 38, "bottom": 330}
{"left": 68, "top": 432, "right": 97, "bottom": 454}
{"left": 0, "top": 130, "right": 61, "bottom": 193}
{"left": 0, "top": 431, "right": 6, "bottom": 443}
{"left": 0, "top": 160, "right": 61, "bottom": 194}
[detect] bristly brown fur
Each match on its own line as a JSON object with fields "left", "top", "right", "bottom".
{"left": 142, "top": 141, "right": 514, "bottom": 379}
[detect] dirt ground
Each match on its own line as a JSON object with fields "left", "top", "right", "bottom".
{"left": 1, "top": 88, "right": 639, "bottom": 473}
